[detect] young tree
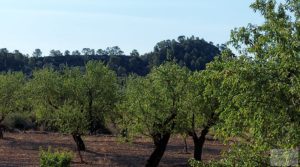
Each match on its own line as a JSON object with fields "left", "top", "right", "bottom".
{"left": 180, "top": 49, "right": 234, "bottom": 161}
{"left": 30, "top": 61, "right": 118, "bottom": 162}
{"left": 119, "top": 63, "right": 190, "bottom": 167}
{"left": 183, "top": 71, "right": 220, "bottom": 161}
{"left": 0, "top": 72, "right": 26, "bottom": 139}
{"left": 30, "top": 67, "right": 87, "bottom": 162}
{"left": 82, "top": 61, "right": 118, "bottom": 134}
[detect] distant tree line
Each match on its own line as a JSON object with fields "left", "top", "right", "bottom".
{"left": 0, "top": 36, "right": 220, "bottom": 76}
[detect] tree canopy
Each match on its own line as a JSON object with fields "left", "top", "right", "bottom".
{"left": 197, "top": 0, "right": 300, "bottom": 165}
{"left": 0, "top": 72, "right": 27, "bottom": 138}
{"left": 29, "top": 61, "right": 118, "bottom": 162}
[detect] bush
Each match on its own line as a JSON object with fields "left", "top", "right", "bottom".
{"left": 39, "top": 147, "right": 73, "bottom": 167}
{"left": 188, "top": 158, "right": 225, "bottom": 167}
{"left": 3, "top": 112, "right": 34, "bottom": 130}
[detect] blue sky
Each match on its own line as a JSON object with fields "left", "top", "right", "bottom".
{"left": 0, "top": 0, "right": 263, "bottom": 56}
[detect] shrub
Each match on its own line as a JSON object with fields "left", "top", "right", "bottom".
{"left": 3, "top": 112, "right": 34, "bottom": 130}
{"left": 188, "top": 158, "right": 225, "bottom": 167}
{"left": 39, "top": 147, "right": 73, "bottom": 167}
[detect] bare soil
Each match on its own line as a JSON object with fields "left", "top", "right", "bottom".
{"left": 0, "top": 132, "right": 225, "bottom": 167}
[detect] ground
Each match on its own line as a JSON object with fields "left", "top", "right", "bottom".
{"left": 0, "top": 132, "right": 225, "bottom": 167}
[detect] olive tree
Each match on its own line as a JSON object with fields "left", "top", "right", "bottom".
{"left": 199, "top": 0, "right": 300, "bottom": 165}
{"left": 183, "top": 71, "right": 219, "bottom": 161}
{"left": 0, "top": 72, "right": 26, "bottom": 139}
{"left": 119, "top": 63, "right": 191, "bottom": 167}
{"left": 179, "top": 49, "right": 235, "bottom": 162}
{"left": 206, "top": 54, "right": 300, "bottom": 166}
{"left": 83, "top": 61, "right": 118, "bottom": 134}
{"left": 30, "top": 61, "right": 118, "bottom": 162}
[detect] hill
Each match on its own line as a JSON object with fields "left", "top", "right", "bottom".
{"left": 0, "top": 36, "right": 220, "bottom": 75}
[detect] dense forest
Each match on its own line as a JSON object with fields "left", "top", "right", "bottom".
{"left": 0, "top": 0, "right": 299, "bottom": 167}
{"left": 0, "top": 36, "right": 220, "bottom": 76}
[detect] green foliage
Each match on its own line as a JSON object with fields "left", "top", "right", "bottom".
{"left": 39, "top": 147, "right": 73, "bottom": 167}
{"left": 196, "top": 50, "right": 299, "bottom": 164}
{"left": 0, "top": 72, "right": 27, "bottom": 122}
{"left": 30, "top": 61, "right": 118, "bottom": 135}
{"left": 83, "top": 61, "right": 118, "bottom": 132}
{"left": 181, "top": 69, "right": 220, "bottom": 134}
{"left": 0, "top": 36, "right": 219, "bottom": 76}
{"left": 29, "top": 68, "right": 64, "bottom": 129}
{"left": 202, "top": 0, "right": 300, "bottom": 165}
{"left": 54, "top": 104, "right": 88, "bottom": 134}
{"left": 219, "top": 143, "right": 270, "bottom": 167}
{"left": 144, "top": 36, "right": 220, "bottom": 71}
{"left": 188, "top": 158, "right": 225, "bottom": 167}
{"left": 119, "top": 62, "right": 191, "bottom": 139}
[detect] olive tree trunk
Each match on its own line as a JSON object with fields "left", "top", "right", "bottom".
{"left": 0, "top": 120, "right": 5, "bottom": 139}
{"left": 146, "top": 133, "right": 171, "bottom": 167}
{"left": 191, "top": 126, "right": 209, "bottom": 161}
{"left": 72, "top": 133, "right": 86, "bottom": 163}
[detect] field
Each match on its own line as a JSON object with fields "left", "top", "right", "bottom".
{"left": 0, "top": 132, "right": 225, "bottom": 167}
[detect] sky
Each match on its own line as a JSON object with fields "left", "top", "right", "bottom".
{"left": 0, "top": 0, "right": 264, "bottom": 56}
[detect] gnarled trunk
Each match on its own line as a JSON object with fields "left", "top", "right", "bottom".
{"left": 192, "top": 126, "right": 209, "bottom": 161}
{"left": 72, "top": 134, "right": 85, "bottom": 151}
{"left": 72, "top": 133, "right": 86, "bottom": 163}
{"left": 146, "top": 133, "right": 171, "bottom": 167}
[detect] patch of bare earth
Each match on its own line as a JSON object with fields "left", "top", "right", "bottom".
{"left": 0, "top": 132, "right": 225, "bottom": 167}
